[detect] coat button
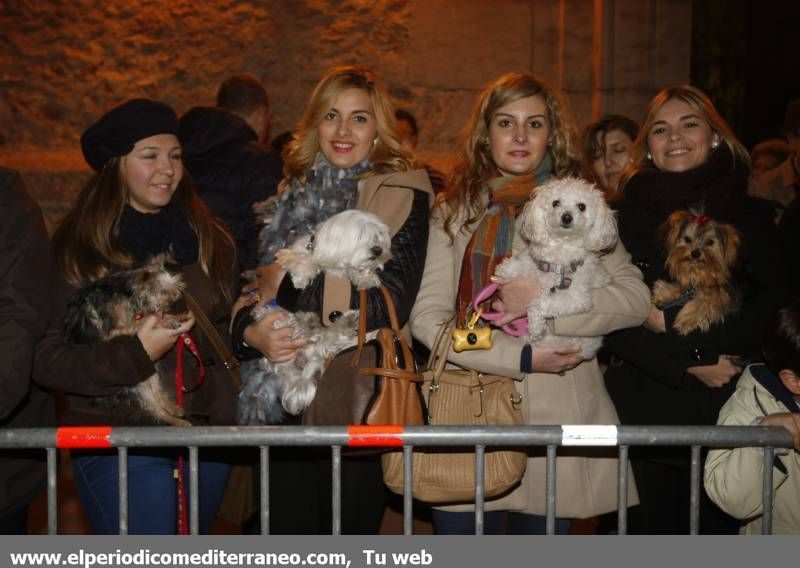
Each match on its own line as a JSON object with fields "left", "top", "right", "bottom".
{"left": 691, "top": 348, "right": 704, "bottom": 362}
{"left": 329, "top": 310, "right": 342, "bottom": 322}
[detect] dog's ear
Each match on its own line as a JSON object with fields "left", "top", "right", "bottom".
{"left": 520, "top": 193, "right": 548, "bottom": 245}
{"left": 718, "top": 222, "right": 741, "bottom": 267}
{"left": 585, "top": 190, "right": 618, "bottom": 252}
{"left": 661, "top": 210, "right": 691, "bottom": 248}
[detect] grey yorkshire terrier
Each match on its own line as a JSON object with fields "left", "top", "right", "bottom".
{"left": 64, "top": 253, "right": 192, "bottom": 426}
{"left": 237, "top": 210, "right": 392, "bottom": 424}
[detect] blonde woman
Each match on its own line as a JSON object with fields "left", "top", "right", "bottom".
{"left": 604, "top": 85, "right": 790, "bottom": 533}
{"left": 232, "top": 66, "right": 433, "bottom": 534}
{"left": 411, "top": 72, "right": 649, "bottom": 534}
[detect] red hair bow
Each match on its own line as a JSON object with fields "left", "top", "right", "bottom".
{"left": 691, "top": 214, "right": 711, "bottom": 225}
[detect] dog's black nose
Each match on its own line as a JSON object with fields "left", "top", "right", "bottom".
{"left": 691, "top": 249, "right": 701, "bottom": 259}
{"left": 561, "top": 212, "right": 573, "bottom": 226}
{"left": 370, "top": 246, "right": 383, "bottom": 259}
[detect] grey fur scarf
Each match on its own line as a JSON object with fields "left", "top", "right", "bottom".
{"left": 254, "top": 153, "right": 372, "bottom": 265}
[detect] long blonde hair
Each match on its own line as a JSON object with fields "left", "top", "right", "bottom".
{"left": 442, "top": 72, "right": 581, "bottom": 238}
{"left": 54, "top": 158, "right": 234, "bottom": 300}
{"left": 618, "top": 85, "right": 750, "bottom": 192}
{"left": 282, "top": 65, "right": 415, "bottom": 183}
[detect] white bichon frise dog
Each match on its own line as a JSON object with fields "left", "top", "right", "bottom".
{"left": 492, "top": 177, "right": 618, "bottom": 360}
{"left": 237, "top": 210, "right": 392, "bottom": 424}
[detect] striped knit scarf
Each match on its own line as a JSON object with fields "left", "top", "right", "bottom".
{"left": 455, "top": 154, "right": 553, "bottom": 325}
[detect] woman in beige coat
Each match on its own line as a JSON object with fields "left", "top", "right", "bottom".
{"left": 410, "top": 72, "right": 650, "bottom": 534}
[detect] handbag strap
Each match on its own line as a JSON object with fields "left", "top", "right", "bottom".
{"left": 426, "top": 315, "right": 455, "bottom": 371}
{"left": 183, "top": 290, "right": 241, "bottom": 389}
{"left": 356, "top": 285, "right": 400, "bottom": 352}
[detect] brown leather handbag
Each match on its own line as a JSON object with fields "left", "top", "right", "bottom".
{"left": 301, "top": 285, "right": 425, "bottom": 426}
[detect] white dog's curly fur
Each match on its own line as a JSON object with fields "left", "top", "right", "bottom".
{"left": 238, "top": 210, "right": 390, "bottom": 424}
{"left": 494, "top": 177, "right": 618, "bottom": 360}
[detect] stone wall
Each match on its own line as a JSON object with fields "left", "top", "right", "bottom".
{"left": 0, "top": 0, "right": 691, "bottom": 229}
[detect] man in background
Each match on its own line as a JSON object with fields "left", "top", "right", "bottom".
{"left": 180, "top": 75, "right": 282, "bottom": 272}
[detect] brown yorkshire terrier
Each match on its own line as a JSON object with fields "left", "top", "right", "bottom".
{"left": 64, "top": 253, "right": 191, "bottom": 426}
{"left": 651, "top": 210, "right": 742, "bottom": 336}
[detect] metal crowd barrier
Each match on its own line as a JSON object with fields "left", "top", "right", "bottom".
{"left": 0, "top": 425, "right": 793, "bottom": 536}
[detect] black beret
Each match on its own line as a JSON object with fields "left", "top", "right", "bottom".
{"left": 80, "top": 99, "right": 180, "bottom": 171}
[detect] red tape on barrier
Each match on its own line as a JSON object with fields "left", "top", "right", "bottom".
{"left": 347, "top": 425, "right": 404, "bottom": 447}
{"left": 56, "top": 426, "right": 113, "bottom": 448}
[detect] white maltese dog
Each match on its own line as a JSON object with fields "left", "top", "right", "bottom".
{"left": 491, "top": 177, "right": 617, "bottom": 360}
{"left": 238, "top": 210, "right": 392, "bottom": 424}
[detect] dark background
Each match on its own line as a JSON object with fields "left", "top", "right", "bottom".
{"left": 693, "top": 0, "right": 800, "bottom": 149}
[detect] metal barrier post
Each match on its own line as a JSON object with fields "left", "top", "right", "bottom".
{"left": 762, "top": 447, "right": 774, "bottom": 535}
{"left": 118, "top": 447, "right": 128, "bottom": 535}
{"left": 617, "top": 445, "right": 628, "bottom": 535}
{"left": 189, "top": 446, "right": 199, "bottom": 535}
{"left": 46, "top": 447, "right": 57, "bottom": 535}
{"left": 403, "top": 446, "right": 413, "bottom": 535}
{"left": 331, "top": 445, "right": 342, "bottom": 535}
{"left": 545, "top": 444, "right": 557, "bottom": 535}
{"left": 474, "top": 445, "right": 485, "bottom": 535}
{"left": 260, "top": 446, "right": 270, "bottom": 536}
{"left": 689, "top": 445, "right": 701, "bottom": 535}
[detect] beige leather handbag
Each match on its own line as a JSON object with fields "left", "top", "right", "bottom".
{"left": 382, "top": 317, "right": 527, "bottom": 503}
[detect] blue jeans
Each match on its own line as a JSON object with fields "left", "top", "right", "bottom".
{"left": 432, "top": 510, "right": 571, "bottom": 535}
{"left": 71, "top": 450, "right": 230, "bottom": 535}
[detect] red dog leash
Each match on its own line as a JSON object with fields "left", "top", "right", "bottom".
{"left": 174, "top": 332, "right": 205, "bottom": 535}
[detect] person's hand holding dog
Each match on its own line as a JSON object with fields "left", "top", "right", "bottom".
{"left": 490, "top": 275, "right": 542, "bottom": 326}
{"left": 243, "top": 309, "right": 307, "bottom": 363}
{"left": 137, "top": 313, "right": 195, "bottom": 362}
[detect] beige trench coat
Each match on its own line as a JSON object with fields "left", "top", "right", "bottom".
{"left": 410, "top": 201, "right": 650, "bottom": 518}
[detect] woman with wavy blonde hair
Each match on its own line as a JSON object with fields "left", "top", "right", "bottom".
{"left": 442, "top": 72, "right": 582, "bottom": 238}
{"left": 232, "top": 65, "right": 433, "bottom": 534}
{"left": 282, "top": 65, "right": 414, "bottom": 181}
{"left": 410, "top": 72, "right": 650, "bottom": 534}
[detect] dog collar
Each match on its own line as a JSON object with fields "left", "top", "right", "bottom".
{"left": 533, "top": 258, "right": 583, "bottom": 291}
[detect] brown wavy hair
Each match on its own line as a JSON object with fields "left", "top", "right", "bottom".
{"left": 282, "top": 65, "right": 416, "bottom": 184}
{"left": 441, "top": 72, "right": 581, "bottom": 239}
{"left": 618, "top": 85, "right": 750, "bottom": 193}
{"left": 54, "top": 157, "right": 234, "bottom": 300}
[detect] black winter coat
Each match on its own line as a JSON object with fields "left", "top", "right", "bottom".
{"left": 603, "top": 147, "right": 790, "bottom": 430}
{"left": 604, "top": 196, "right": 788, "bottom": 427}
{"left": 180, "top": 107, "right": 282, "bottom": 271}
{"left": 0, "top": 168, "right": 56, "bottom": 516}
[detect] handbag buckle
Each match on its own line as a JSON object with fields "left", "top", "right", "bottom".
{"left": 510, "top": 393, "right": 523, "bottom": 410}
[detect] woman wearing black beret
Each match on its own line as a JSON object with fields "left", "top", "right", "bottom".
{"left": 34, "top": 99, "right": 239, "bottom": 534}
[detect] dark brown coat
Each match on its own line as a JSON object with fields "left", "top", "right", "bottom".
{"left": 34, "top": 239, "right": 238, "bottom": 427}
{"left": 0, "top": 168, "right": 56, "bottom": 516}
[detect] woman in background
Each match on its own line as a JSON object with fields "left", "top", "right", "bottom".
{"left": 582, "top": 114, "right": 639, "bottom": 197}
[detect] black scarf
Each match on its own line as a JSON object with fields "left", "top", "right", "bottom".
{"left": 117, "top": 201, "right": 199, "bottom": 266}
{"left": 621, "top": 145, "right": 749, "bottom": 222}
